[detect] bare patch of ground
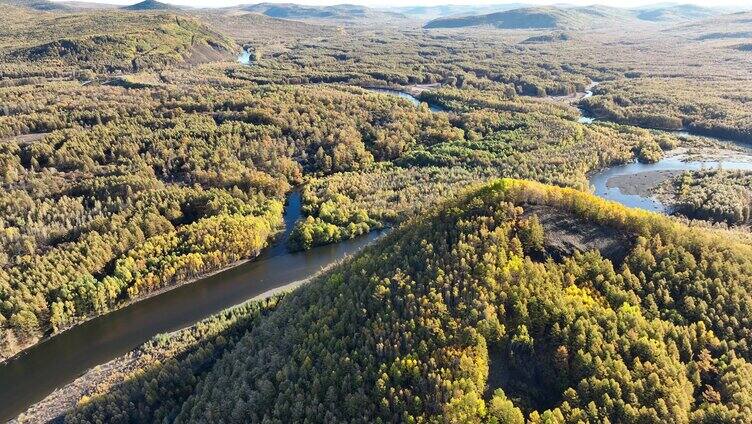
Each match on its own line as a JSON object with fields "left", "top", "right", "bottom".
{"left": 1, "top": 133, "right": 49, "bottom": 145}
{"left": 606, "top": 170, "right": 682, "bottom": 197}
{"left": 12, "top": 354, "right": 140, "bottom": 424}
{"left": 673, "top": 144, "right": 752, "bottom": 162}
{"left": 184, "top": 42, "right": 233, "bottom": 66}
{"left": 404, "top": 83, "right": 441, "bottom": 96}
{"left": 522, "top": 203, "right": 632, "bottom": 264}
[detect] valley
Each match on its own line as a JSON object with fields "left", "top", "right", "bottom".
{"left": 1, "top": 0, "right": 752, "bottom": 422}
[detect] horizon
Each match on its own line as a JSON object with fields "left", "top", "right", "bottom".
{"left": 49, "top": 0, "right": 751, "bottom": 11}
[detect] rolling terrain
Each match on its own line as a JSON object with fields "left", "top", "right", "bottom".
{"left": 2, "top": 2, "right": 752, "bottom": 422}
{"left": 58, "top": 180, "right": 752, "bottom": 422}
{"left": 424, "top": 4, "right": 719, "bottom": 29}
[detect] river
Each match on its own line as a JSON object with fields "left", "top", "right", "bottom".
{"left": 4, "top": 82, "right": 750, "bottom": 420}
{"left": 365, "top": 88, "right": 447, "bottom": 113}
{"left": 589, "top": 157, "right": 752, "bottom": 212}
{"left": 0, "top": 191, "right": 383, "bottom": 422}
{"left": 579, "top": 89, "right": 752, "bottom": 212}
{"left": 238, "top": 49, "right": 252, "bottom": 65}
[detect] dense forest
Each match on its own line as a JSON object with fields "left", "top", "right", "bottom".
{"left": 656, "top": 169, "right": 752, "bottom": 225}
{"left": 61, "top": 180, "right": 752, "bottom": 423}
{"left": 2, "top": 0, "right": 752, "bottom": 421}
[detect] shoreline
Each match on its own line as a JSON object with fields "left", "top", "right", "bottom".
{"left": 0, "top": 250, "right": 267, "bottom": 366}
{"left": 11, "top": 235, "right": 378, "bottom": 423}
{"left": 591, "top": 143, "right": 752, "bottom": 213}
{"left": 13, "top": 274, "right": 313, "bottom": 424}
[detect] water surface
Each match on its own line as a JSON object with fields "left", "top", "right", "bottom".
{"left": 589, "top": 157, "right": 752, "bottom": 212}
{"left": 0, "top": 191, "right": 382, "bottom": 421}
{"left": 237, "top": 50, "right": 252, "bottom": 65}
{"left": 366, "top": 88, "right": 446, "bottom": 113}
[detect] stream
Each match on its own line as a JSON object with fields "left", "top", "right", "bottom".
{"left": 0, "top": 191, "right": 383, "bottom": 422}
{"left": 380, "top": 84, "right": 752, "bottom": 213}
{"left": 4, "top": 81, "right": 752, "bottom": 420}
{"left": 589, "top": 157, "right": 752, "bottom": 212}
{"left": 237, "top": 49, "right": 252, "bottom": 65}
{"left": 365, "top": 88, "right": 447, "bottom": 113}
{"left": 578, "top": 86, "right": 752, "bottom": 212}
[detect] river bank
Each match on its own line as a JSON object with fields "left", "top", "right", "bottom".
{"left": 12, "top": 244, "right": 376, "bottom": 423}
{"left": 0, "top": 188, "right": 384, "bottom": 422}
{"left": 589, "top": 144, "right": 752, "bottom": 213}
{"left": 1, "top": 192, "right": 296, "bottom": 365}
{"left": 0, "top": 251, "right": 266, "bottom": 366}
{"left": 363, "top": 86, "right": 446, "bottom": 112}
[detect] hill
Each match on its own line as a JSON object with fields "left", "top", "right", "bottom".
{"left": 388, "top": 3, "right": 530, "bottom": 21}
{"left": 123, "top": 0, "right": 178, "bottom": 11}
{"left": 3, "top": 11, "right": 235, "bottom": 72}
{"left": 64, "top": 179, "right": 752, "bottom": 422}
{"left": 669, "top": 10, "right": 752, "bottom": 39}
{"left": 423, "top": 4, "right": 725, "bottom": 30}
{"left": 0, "top": 0, "right": 68, "bottom": 10}
{"left": 635, "top": 4, "right": 719, "bottom": 22}
{"left": 235, "top": 2, "right": 411, "bottom": 25}
{"left": 57, "top": 1, "right": 120, "bottom": 10}
{"left": 424, "top": 6, "right": 633, "bottom": 30}
{"left": 197, "top": 10, "right": 335, "bottom": 43}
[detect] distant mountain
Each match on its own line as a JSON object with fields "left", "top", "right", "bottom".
{"left": 1, "top": 0, "right": 69, "bottom": 10}
{"left": 423, "top": 4, "right": 726, "bottom": 30}
{"left": 424, "top": 6, "right": 632, "bottom": 30}
{"left": 59, "top": 1, "right": 121, "bottom": 9}
{"left": 235, "top": 3, "right": 410, "bottom": 24}
{"left": 668, "top": 10, "right": 752, "bottom": 44}
{"left": 635, "top": 4, "right": 719, "bottom": 22}
{"left": 9, "top": 12, "right": 234, "bottom": 71}
{"left": 123, "top": 0, "right": 178, "bottom": 11}
{"left": 197, "top": 9, "right": 334, "bottom": 42}
{"left": 387, "top": 3, "right": 530, "bottom": 21}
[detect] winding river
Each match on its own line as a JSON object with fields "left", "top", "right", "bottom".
{"left": 578, "top": 90, "right": 752, "bottom": 212}
{"left": 366, "top": 88, "right": 447, "bottom": 113}
{"left": 589, "top": 157, "right": 752, "bottom": 212}
{"left": 378, "top": 85, "right": 752, "bottom": 213}
{"left": 4, "top": 82, "right": 752, "bottom": 421}
{"left": 0, "top": 191, "right": 383, "bottom": 421}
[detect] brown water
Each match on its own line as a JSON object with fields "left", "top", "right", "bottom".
{"left": 0, "top": 191, "right": 382, "bottom": 421}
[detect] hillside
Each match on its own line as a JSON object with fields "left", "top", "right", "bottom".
{"left": 63, "top": 179, "right": 752, "bottom": 422}
{"left": 2, "top": 11, "right": 235, "bottom": 71}
{"left": 423, "top": 4, "right": 724, "bottom": 30}
{"left": 0, "top": 0, "right": 68, "bottom": 11}
{"left": 122, "top": 0, "right": 178, "bottom": 11}
{"left": 234, "top": 2, "right": 411, "bottom": 25}
{"left": 669, "top": 10, "right": 752, "bottom": 39}
{"left": 424, "top": 6, "right": 633, "bottom": 30}
{"left": 198, "top": 10, "right": 334, "bottom": 43}
{"left": 388, "top": 3, "right": 530, "bottom": 21}
{"left": 635, "top": 4, "right": 719, "bottom": 22}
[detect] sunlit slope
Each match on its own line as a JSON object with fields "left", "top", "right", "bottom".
{"left": 2, "top": 9, "right": 235, "bottom": 71}
{"left": 424, "top": 6, "right": 635, "bottom": 30}
{"left": 424, "top": 4, "right": 720, "bottom": 30}
{"left": 70, "top": 179, "right": 752, "bottom": 423}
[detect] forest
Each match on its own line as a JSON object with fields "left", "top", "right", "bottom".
{"left": 656, "top": 170, "right": 752, "bottom": 225}
{"left": 2, "top": 0, "right": 752, "bottom": 421}
{"left": 60, "top": 180, "right": 752, "bottom": 423}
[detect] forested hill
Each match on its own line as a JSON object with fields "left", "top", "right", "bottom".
{"left": 66, "top": 179, "right": 752, "bottom": 423}
{"left": 0, "top": 0, "right": 68, "bottom": 11}
{"left": 231, "top": 3, "right": 411, "bottom": 25}
{"left": 123, "top": 0, "right": 178, "bottom": 11}
{"left": 423, "top": 4, "right": 718, "bottom": 29}
{"left": 1, "top": 8, "right": 235, "bottom": 72}
{"left": 636, "top": 4, "right": 719, "bottom": 22}
{"left": 424, "top": 6, "right": 634, "bottom": 30}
